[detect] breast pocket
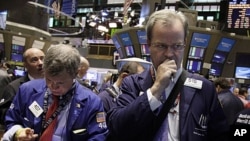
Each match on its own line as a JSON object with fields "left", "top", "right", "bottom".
{"left": 71, "top": 128, "right": 89, "bottom": 140}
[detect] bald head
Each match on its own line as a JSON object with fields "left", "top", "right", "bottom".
{"left": 23, "top": 48, "right": 45, "bottom": 79}
{"left": 78, "top": 56, "right": 89, "bottom": 78}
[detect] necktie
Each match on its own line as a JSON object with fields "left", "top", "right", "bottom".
{"left": 40, "top": 95, "right": 59, "bottom": 141}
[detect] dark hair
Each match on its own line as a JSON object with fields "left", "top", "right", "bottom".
{"left": 239, "top": 87, "right": 248, "bottom": 96}
{"left": 214, "top": 77, "right": 231, "bottom": 89}
{"left": 119, "top": 61, "right": 144, "bottom": 75}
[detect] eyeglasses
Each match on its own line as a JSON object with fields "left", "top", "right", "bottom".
{"left": 151, "top": 43, "right": 186, "bottom": 51}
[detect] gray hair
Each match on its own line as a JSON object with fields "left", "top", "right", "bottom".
{"left": 43, "top": 44, "right": 80, "bottom": 78}
{"left": 145, "top": 9, "right": 188, "bottom": 41}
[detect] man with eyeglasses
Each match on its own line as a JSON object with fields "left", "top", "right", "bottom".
{"left": 107, "top": 9, "right": 229, "bottom": 141}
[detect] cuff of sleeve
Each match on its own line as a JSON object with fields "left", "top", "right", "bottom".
{"left": 147, "top": 89, "right": 162, "bottom": 111}
{"left": 2, "top": 124, "right": 23, "bottom": 141}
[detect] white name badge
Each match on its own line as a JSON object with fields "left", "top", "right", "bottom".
{"left": 184, "top": 78, "right": 203, "bottom": 89}
{"left": 29, "top": 101, "right": 43, "bottom": 117}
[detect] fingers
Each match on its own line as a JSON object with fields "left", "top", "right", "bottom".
{"left": 17, "top": 128, "right": 38, "bottom": 141}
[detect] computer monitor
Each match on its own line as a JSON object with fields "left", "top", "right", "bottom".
{"left": 14, "top": 69, "right": 25, "bottom": 77}
{"left": 11, "top": 53, "right": 23, "bottom": 62}
{"left": 125, "top": 45, "right": 135, "bottom": 57}
{"left": 136, "top": 30, "right": 147, "bottom": 44}
{"left": 235, "top": 66, "right": 250, "bottom": 79}
{"left": 190, "top": 32, "right": 211, "bottom": 48}
{"left": 119, "top": 32, "right": 133, "bottom": 46}
{"left": 212, "top": 50, "right": 228, "bottom": 64}
{"left": 216, "top": 37, "right": 235, "bottom": 52}
{"left": 209, "top": 63, "right": 223, "bottom": 76}
{"left": 11, "top": 44, "right": 24, "bottom": 54}
{"left": 188, "top": 46, "right": 205, "bottom": 60}
{"left": 140, "top": 44, "right": 150, "bottom": 55}
{"left": 186, "top": 59, "right": 202, "bottom": 73}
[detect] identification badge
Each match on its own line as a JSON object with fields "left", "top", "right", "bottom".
{"left": 184, "top": 78, "right": 203, "bottom": 89}
{"left": 29, "top": 101, "right": 43, "bottom": 117}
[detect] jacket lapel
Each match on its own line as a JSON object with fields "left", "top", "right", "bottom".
{"left": 179, "top": 81, "right": 197, "bottom": 130}
{"left": 67, "top": 83, "right": 85, "bottom": 130}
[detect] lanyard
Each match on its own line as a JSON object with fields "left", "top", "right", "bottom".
{"left": 41, "top": 86, "right": 75, "bottom": 133}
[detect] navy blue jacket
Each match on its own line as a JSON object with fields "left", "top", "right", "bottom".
{"left": 107, "top": 69, "right": 229, "bottom": 141}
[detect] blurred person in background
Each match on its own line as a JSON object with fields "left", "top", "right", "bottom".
{"left": 214, "top": 77, "right": 244, "bottom": 125}
{"left": 237, "top": 87, "right": 250, "bottom": 108}
{"left": 99, "top": 61, "right": 144, "bottom": 113}
{"left": 233, "top": 87, "right": 239, "bottom": 96}
{"left": 99, "top": 71, "right": 113, "bottom": 92}
{"left": 0, "top": 48, "right": 45, "bottom": 124}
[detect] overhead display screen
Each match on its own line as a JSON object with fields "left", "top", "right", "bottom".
{"left": 190, "top": 33, "right": 211, "bottom": 48}
{"left": 136, "top": 30, "right": 147, "bottom": 44}
{"left": 227, "top": 0, "right": 250, "bottom": 29}
{"left": 119, "top": 33, "right": 133, "bottom": 46}
{"left": 216, "top": 37, "right": 235, "bottom": 52}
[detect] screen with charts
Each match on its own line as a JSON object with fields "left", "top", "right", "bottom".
{"left": 216, "top": 37, "right": 236, "bottom": 52}
{"left": 186, "top": 59, "right": 202, "bottom": 73}
{"left": 211, "top": 50, "right": 228, "bottom": 64}
{"left": 140, "top": 44, "right": 150, "bottom": 55}
{"left": 119, "top": 32, "right": 135, "bottom": 57}
{"left": 125, "top": 45, "right": 135, "bottom": 57}
{"left": 227, "top": 0, "right": 250, "bottom": 29}
{"left": 209, "top": 63, "right": 223, "bottom": 76}
{"left": 188, "top": 46, "right": 205, "bottom": 60}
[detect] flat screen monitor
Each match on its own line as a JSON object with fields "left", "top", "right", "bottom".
{"left": 136, "top": 30, "right": 147, "bottom": 44}
{"left": 216, "top": 37, "right": 235, "bottom": 52}
{"left": 119, "top": 32, "right": 133, "bottom": 46}
{"left": 83, "top": 70, "right": 98, "bottom": 81}
{"left": 125, "top": 45, "right": 135, "bottom": 57}
{"left": 212, "top": 50, "right": 228, "bottom": 64}
{"left": 220, "top": 0, "right": 250, "bottom": 35}
{"left": 209, "top": 63, "right": 223, "bottom": 76}
{"left": 14, "top": 69, "right": 25, "bottom": 77}
{"left": 112, "top": 36, "right": 121, "bottom": 49}
{"left": 12, "top": 44, "right": 24, "bottom": 54}
{"left": 226, "top": 0, "right": 250, "bottom": 29}
{"left": 235, "top": 66, "right": 250, "bottom": 79}
{"left": 190, "top": 32, "right": 211, "bottom": 48}
{"left": 186, "top": 59, "right": 202, "bottom": 73}
{"left": 188, "top": 46, "right": 205, "bottom": 60}
{"left": 11, "top": 53, "right": 23, "bottom": 62}
{"left": 140, "top": 44, "right": 150, "bottom": 55}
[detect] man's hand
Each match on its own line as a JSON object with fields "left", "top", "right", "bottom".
{"left": 15, "top": 128, "right": 38, "bottom": 141}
